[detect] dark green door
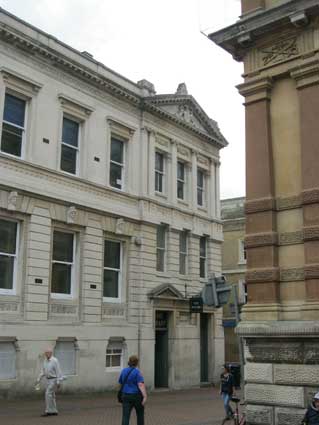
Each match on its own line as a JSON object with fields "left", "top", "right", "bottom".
{"left": 200, "top": 313, "right": 209, "bottom": 382}
{"left": 155, "top": 311, "right": 169, "bottom": 387}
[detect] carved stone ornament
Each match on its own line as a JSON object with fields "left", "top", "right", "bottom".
{"left": 7, "top": 191, "right": 19, "bottom": 211}
{"left": 66, "top": 206, "right": 77, "bottom": 224}
{"left": 50, "top": 304, "right": 77, "bottom": 314}
{"left": 115, "top": 218, "right": 125, "bottom": 235}
{"left": 177, "top": 103, "right": 195, "bottom": 125}
{"left": 261, "top": 37, "right": 298, "bottom": 66}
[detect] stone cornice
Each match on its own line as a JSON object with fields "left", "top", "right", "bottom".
{"left": 237, "top": 77, "right": 273, "bottom": 104}
{"left": 208, "top": 0, "right": 319, "bottom": 61}
{"left": 236, "top": 320, "right": 319, "bottom": 337}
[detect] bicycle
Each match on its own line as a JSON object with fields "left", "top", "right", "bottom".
{"left": 221, "top": 396, "right": 246, "bottom": 425}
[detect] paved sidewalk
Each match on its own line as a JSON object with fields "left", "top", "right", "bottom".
{"left": 0, "top": 387, "right": 242, "bottom": 425}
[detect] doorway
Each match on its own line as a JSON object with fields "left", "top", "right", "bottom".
{"left": 154, "top": 311, "right": 169, "bottom": 388}
{"left": 200, "top": 313, "right": 209, "bottom": 383}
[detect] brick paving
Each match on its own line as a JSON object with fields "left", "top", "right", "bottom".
{"left": 0, "top": 387, "right": 243, "bottom": 425}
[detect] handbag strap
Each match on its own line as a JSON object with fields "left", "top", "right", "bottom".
{"left": 120, "top": 367, "right": 135, "bottom": 391}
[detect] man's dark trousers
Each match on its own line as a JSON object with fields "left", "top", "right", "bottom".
{"left": 122, "top": 393, "right": 144, "bottom": 425}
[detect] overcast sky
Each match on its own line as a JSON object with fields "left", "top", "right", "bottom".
{"left": 1, "top": 0, "right": 245, "bottom": 200}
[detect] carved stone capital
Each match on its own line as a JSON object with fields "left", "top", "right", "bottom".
{"left": 237, "top": 77, "right": 273, "bottom": 105}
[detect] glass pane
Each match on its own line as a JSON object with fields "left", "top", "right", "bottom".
{"left": 112, "top": 355, "right": 121, "bottom": 367}
{"left": 200, "top": 237, "right": 206, "bottom": 257}
{"left": 1, "top": 123, "right": 23, "bottom": 157}
{"left": 179, "top": 253, "right": 186, "bottom": 275}
{"left": 53, "top": 231, "right": 74, "bottom": 262}
{"left": 104, "top": 240, "right": 121, "bottom": 269}
{"left": 157, "top": 226, "right": 166, "bottom": 249}
{"left": 103, "top": 269, "right": 119, "bottom": 298}
{"left": 180, "top": 232, "right": 187, "bottom": 253}
{"left": 110, "top": 163, "right": 122, "bottom": 189}
{"left": 61, "top": 144, "right": 77, "bottom": 174}
{"left": 156, "top": 249, "right": 165, "bottom": 272}
{"left": 155, "top": 172, "right": 163, "bottom": 192}
{"left": 3, "top": 94, "right": 25, "bottom": 127}
{"left": 155, "top": 152, "right": 164, "bottom": 172}
{"left": 110, "top": 138, "right": 123, "bottom": 164}
{"left": 197, "top": 188, "right": 203, "bottom": 206}
{"left": 197, "top": 170, "right": 204, "bottom": 188}
{"left": 0, "top": 220, "right": 17, "bottom": 254}
{"left": 200, "top": 258, "right": 206, "bottom": 278}
{"left": 177, "top": 181, "right": 184, "bottom": 199}
{"left": 177, "top": 162, "right": 184, "bottom": 180}
{"left": 62, "top": 117, "right": 79, "bottom": 147}
{"left": 51, "top": 263, "right": 72, "bottom": 294}
{"left": 0, "top": 255, "right": 14, "bottom": 290}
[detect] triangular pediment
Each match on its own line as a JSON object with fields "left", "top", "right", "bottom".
{"left": 143, "top": 94, "right": 227, "bottom": 148}
{"left": 148, "top": 283, "right": 184, "bottom": 300}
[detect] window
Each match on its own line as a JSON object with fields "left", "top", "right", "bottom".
{"left": 179, "top": 231, "right": 188, "bottom": 275}
{"left": 155, "top": 152, "right": 165, "bottom": 193}
{"left": 199, "top": 237, "right": 207, "bottom": 278}
{"left": 110, "top": 137, "right": 125, "bottom": 190}
{"left": 0, "top": 219, "right": 18, "bottom": 294}
{"left": 1, "top": 93, "right": 26, "bottom": 157}
{"left": 54, "top": 341, "right": 76, "bottom": 376}
{"left": 0, "top": 342, "right": 16, "bottom": 380}
{"left": 104, "top": 240, "right": 122, "bottom": 300}
{"left": 197, "top": 169, "right": 205, "bottom": 207}
{"left": 239, "top": 239, "right": 247, "bottom": 264}
{"left": 51, "top": 231, "right": 75, "bottom": 297}
{"left": 177, "top": 161, "right": 186, "bottom": 200}
{"left": 106, "top": 340, "right": 123, "bottom": 370}
{"left": 156, "top": 225, "right": 166, "bottom": 272}
{"left": 238, "top": 280, "right": 248, "bottom": 305}
{"left": 60, "top": 117, "right": 79, "bottom": 175}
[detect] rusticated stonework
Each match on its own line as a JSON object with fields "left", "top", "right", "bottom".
{"left": 274, "top": 364, "right": 319, "bottom": 386}
{"left": 302, "top": 188, "right": 319, "bottom": 205}
{"left": 245, "top": 383, "right": 304, "bottom": 407}
{"left": 246, "top": 268, "right": 279, "bottom": 283}
{"left": 261, "top": 37, "right": 298, "bottom": 67}
{"left": 245, "top": 232, "right": 278, "bottom": 248}
{"left": 275, "top": 407, "right": 305, "bottom": 425}
{"left": 246, "top": 404, "right": 273, "bottom": 425}
{"left": 276, "top": 195, "right": 302, "bottom": 211}
{"left": 304, "top": 264, "right": 319, "bottom": 280}
{"left": 303, "top": 226, "right": 319, "bottom": 242}
{"left": 280, "top": 267, "right": 304, "bottom": 282}
{"left": 245, "top": 362, "right": 273, "bottom": 384}
{"left": 50, "top": 304, "right": 77, "bottom": 314}
{"left": 279, "top": 231, "right": 303, "bottom": 246}
{"left": 0, "top": 302, "right": 19, "bottom": 312}
{"left": 245, "top": 197, "right": 275, "bottom": 214}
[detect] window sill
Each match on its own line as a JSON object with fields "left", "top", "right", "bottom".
{"left": 0, "top": 290, "right": 17, "bottom": 297}
{"left": 103, "top": 297, "right": 122, "bottom": 304}
{"left": 177, "top": 199, "right": 189, "bottom": 206}
{"left": 197, "top": 206, "right": 208, "bottom": 213}
{"left": 105, "top": 367, "right": 122, "bottom": 373}
{"left": 238, "top": 261, "right": 247, "bottom": 266}
{"left": 155, "top": 191, "right": 167, "bottom": 199}
{"left": 50, "top": 294, "right": 74, "bottom": 300}
{"left": 0, "top": 151, "right": 23, "bottom": 160}
{"left": 109, "top": 185, "right": 125, "bottom": 193}
{"left": 156, "top": 272, "right": 170, "bottom": 279}
{"left": 59, "top": 169, "right": 79, "bottom": 178}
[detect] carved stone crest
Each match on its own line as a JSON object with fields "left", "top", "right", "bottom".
{"left": 177, "top": 104, "right": 195, "bottom": 125}
{"left": 8, "top": 191, "right": 19, "bottom": 211}
{"left": 115, "top": 218, "right": 125, "bottom": 234}
{"left": 66, "top": 206, "right": 77, "bottom": 224}
{"left": 261, "top": 37, "right": 298, "bottom": 66}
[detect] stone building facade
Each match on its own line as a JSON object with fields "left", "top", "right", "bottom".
{"left": 0, "top": 8, "right": 227, "bottom": 396}
{"left": 221, "top": 197, "right": 246, "bottom": 363}
{"left": 210, "top": 1, "right": 319, "bottom": 424}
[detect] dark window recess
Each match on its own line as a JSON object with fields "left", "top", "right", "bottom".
{"left": 94, "top": 156, "right": 100, "bottom": 162}
{"left": 42, "top": 138, "right": 50, "bottom": 144}
{"left": 35, "top": 278, "right": 43, "bottom": 284}
{"left": 90, "top": 284, "right": 97, "bottom": 289}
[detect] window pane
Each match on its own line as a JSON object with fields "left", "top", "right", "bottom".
{"left": 0, "top": 220, "right": 17, "bottom": 254}
{"left": 53, "top": 232, "right": 74, "bottom": 262}
{"left": 105, "top": 356, "right": 111, "bottom": 367}
{"left": 177, "top": 181, "right": 184, "bottom": 199}
{"left": 180, "top": 232, "right": 187, "bottom": 253}
{"left": 157, "top": 227, "right": 166, "bottom": 249}
{"left": 155, "top": 152, "right": 164, "bottom": 172}
{"left": 197, "top": 189, "right": 203, "bottom": 206}
{"left": 0, "top": 342, "right": 16, "bottom": 380}
{"left": 110, "top": 163, "right": 122, "bottom": 189}
{"left": 103, "top": 269, "right": 119, "bottom": 298}
{"left": 200, "top": 258, "right": 206, "bottom": 278}
{"left": 51, "top": 263, "right": 72, "bottom": 294}
{"left": 111, "top": 138, "right": 123, "bottom": 164}
{"left": 112, "top": 355, "right": 121, "bottom": 367}
{"left": 3, "top": 94, "right": 25, "bottom": 127}
{"left": 1, "top": 123, "right": 23, "bottom": 157}
{"left": 104, "top": 240, "right": 121, "bottom": 269}
{"left": 197, "top": 170, "right": 204, "bottom": 188}
{"left": 0, "top": 256, "right": 14, "bottom": 290}
{"left": 179, "top": 253, "right": 186, "bottom": 275}
{"left": 155, "top": 172, "right": 163, "bottom": 192}
{"left": 62, "top": 118, "right": 79, "bottom": 147}
{"left": 156, "top": 249, "right": 165, "bottom": 272}
{"left": 177, "top": 162, "right": 184, "bottom": 180}
{"left": 200, "top": 237, "right": 206, "bottom": 257}
{"left": 61, "top": 144, "right": 77, "bottom": 174}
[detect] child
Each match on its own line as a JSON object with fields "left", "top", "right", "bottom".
{"left": 302, "top": 392, "right": 319, "bottom": 425}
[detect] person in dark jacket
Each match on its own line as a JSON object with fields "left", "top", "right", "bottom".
{"left": 302, "top": 392, "right": 319, "bottom": 425}
{"left": 118, "top": 355, "right": 147, "bottom": 425}
{"left": 220, "top": 365, "right": 234, "bottom": 420}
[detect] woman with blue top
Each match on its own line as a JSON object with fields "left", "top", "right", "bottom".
{"left": 118, "top": 355, "right": 147, "bottom": 425}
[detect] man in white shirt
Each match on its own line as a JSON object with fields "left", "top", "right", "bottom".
{"left": 36, "top": 348, "right": 63, "bottom": 417}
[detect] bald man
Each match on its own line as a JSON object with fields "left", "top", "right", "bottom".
{"left": 36, "top": 349, "right": 63, "bottom": 417}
